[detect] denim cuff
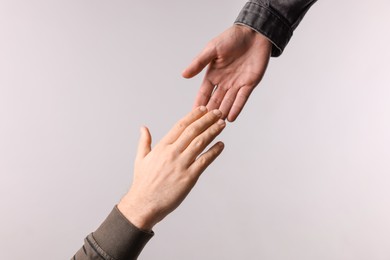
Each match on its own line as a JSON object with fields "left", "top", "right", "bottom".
{"left": 235, "top": 1, "right": 293, "bottom": 57}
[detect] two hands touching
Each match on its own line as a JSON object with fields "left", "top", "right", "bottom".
{"left": 73, "top": 23, "right": 273, "bottom": 260}
{"left": 119, "top": 25, "right": 272, "bottom": 230}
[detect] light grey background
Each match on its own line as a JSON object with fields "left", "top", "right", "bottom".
{"left": 1, "top": 1, "right": 390, "bottom": 259}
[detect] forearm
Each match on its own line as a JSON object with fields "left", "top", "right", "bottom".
{"left": 72, "top": 206, "right": 153, "bottom": 260}
{"left": 72, "top": 108, "right": 225, "bottom": 260}
{"left": 235, "top": 0, "right": 318, "bottom": 57}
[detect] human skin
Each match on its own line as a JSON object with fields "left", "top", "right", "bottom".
{"left": 183, "top": 25, "right": 272, "bottom": 122}
{"left": 118, "top": 107, "right": 226, "bottom": 230}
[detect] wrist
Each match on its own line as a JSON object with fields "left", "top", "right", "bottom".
{"left": 117, "top": 196, "right": 156, "bottom": 231}
{"left": 234, "top": 24, "right": 272, "bottom": 51}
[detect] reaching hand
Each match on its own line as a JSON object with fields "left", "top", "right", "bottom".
{"left": 182, "top": 25, "right": 272, "bottom": 122}
{"left": 118, "top": 107, "right": 225, "bottom": 230}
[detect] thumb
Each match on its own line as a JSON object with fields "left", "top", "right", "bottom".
{"left": 182, "top": 43, "right": 216, "bottom": 78}
{"left": 136, "top": 126, "right": 152, "bottom": 160}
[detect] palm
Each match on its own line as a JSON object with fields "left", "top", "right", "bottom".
{"left": 183, "top": 25, "right": 271, "bottom": 122}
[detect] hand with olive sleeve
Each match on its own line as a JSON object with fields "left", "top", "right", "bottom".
{"left": 118, "top": 107, "right": 226, "bottom": 231}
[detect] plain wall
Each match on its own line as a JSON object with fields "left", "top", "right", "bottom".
{"left": 1, "top": 1, "right": 390, "bottom": 259}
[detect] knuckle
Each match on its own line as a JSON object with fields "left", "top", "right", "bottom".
{"left": 225, "top": 96, "right": 235, "bottom": 105}
{"left": 166, "top": 145, "right": 178, "bottom": 159}
{"left": 210, "top": 96, "right": 221, "bottom": 105}
{"left": 186, "top": 124, "right": 200, "bottom": 137}
{"left": 183, "top": 130, "right": 196, "bottom": 141}
{"left": 199, "top": 88, "right": 212, "bottom": 98}
{"left": 210, "top": 126, "right": 219, "bottom": 135}
{"left": 177, "top": 120, "right": 187, "bottom": 129}
{"left": 198, "top": 156, "right": 208, "bottom": 166}
{"left": 186, "top": 127, "right": 196, "bottom": 137}
{"left": 204, "top": 125, "right": 217, "bottom": 137}
{"left": 195, "top": 139, "right": 204, "bottom": 147}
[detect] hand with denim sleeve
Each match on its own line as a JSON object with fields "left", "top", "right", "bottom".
{"left": 118, "top": 107, "right": 225, "bottom": 231}
{"left": 182, "top": 25, "right": 272, "bottom": 122}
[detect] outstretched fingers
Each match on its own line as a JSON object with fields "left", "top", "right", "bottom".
{"left": 174, "top": 109, "right": 223, "bottom": 152}
{"left": 181, "top": 118, "right": 226, "bottom": 164}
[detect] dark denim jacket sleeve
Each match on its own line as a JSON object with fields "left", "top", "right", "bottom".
{"left": 235, "top": 0, "right": 317, "bottom": 57}
{"left": 72, "top": 206, "right": 154, "bottom": 260}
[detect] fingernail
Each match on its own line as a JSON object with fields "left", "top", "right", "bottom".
{"left": 199, "top": 106, "right": 207, "bottom": 112}
{"left": 213, "top": 109, "right": 222, "bottom": 116}
{"left": 217, "top": 119, "right": 225, "bottom": 126}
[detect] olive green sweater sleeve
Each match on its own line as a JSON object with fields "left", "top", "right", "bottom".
{"left": 72, "top": 206, "right": 154, "bottom": 260}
